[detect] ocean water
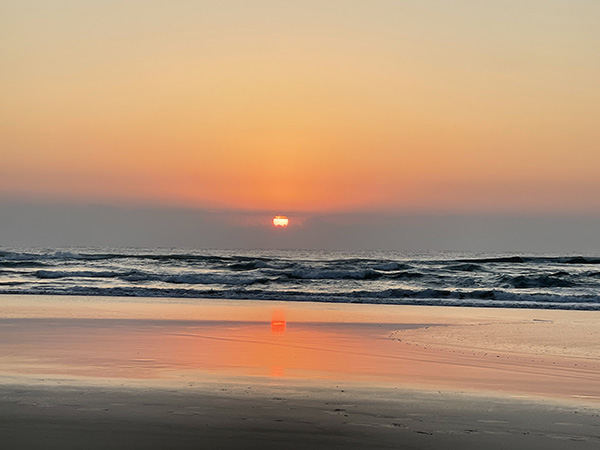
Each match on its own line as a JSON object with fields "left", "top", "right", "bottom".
{"left": 1, "top": 247, "right": 599, "bottom": 310}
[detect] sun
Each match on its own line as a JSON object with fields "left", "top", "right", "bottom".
{"left": 272, "top": 215, "right": 289, "bottom": 228}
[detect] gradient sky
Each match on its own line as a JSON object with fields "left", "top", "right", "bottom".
{"left": 1, "top": 1, "right": 600, "bottom": 250}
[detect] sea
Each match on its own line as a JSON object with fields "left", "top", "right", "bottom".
{"left": 1, "top": 247, "right": 599, "bottom": 310}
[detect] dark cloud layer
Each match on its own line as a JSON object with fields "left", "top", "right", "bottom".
{"left": 1, "top": 201, "right": 599, "bottom": 253}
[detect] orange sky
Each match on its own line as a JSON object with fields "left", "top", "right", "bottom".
{"left": 2, "top": 1, "right": 599, "bottom": 214}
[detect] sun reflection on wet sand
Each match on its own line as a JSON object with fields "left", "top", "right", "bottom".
{"left": 0, "top": 310, "right": 400, "bottom": 383}
{"left": 271, "top": 309, "right": 286, "bottom": 335}
{"left": 1, "top": 299, "right": 599, "bottom": 401}
{"left": 269, "top": 309, "right": 287, "bottom": 377}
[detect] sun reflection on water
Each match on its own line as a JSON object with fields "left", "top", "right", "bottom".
{"left": 271, "top": 309, "right": 286, "bottom": 335}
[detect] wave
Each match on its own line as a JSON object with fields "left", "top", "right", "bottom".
{"left": 371, "top": 262, "right": 412, "bottom": 271}
{"left": 3, "top": 248, "right": 600, "bottom": 311}
{"left": 16, "top": 262, "right": 600, "bottom": 287}
{"left": 32, "top": 269, "right": 272, "bottom": 286}
{"left": 457, "top": 256, "right": 526, "bottom": 263}
{"left": 0, "top": 260, "right": 49, "bottom": 268}
{"left": 561, "top": 256, "right": 600, "bottom": 264}
{"left": 137, "top": 273, "right": 271, "bottom": 286}
{"left": 445, "top": 263, "right": 483, "bottom": 272}
{"left": 1, "top": 250, "right": 272, "bottom": 265}
{"left": 498, "top": 274, "right": 575, "bottom": 289}
{"left": 30, "top": 267, "right": 397, "bottom": 283}
{"left": 1, "top": 286, "right": 598, "bottom": 310}
{"left": 34, "top": 270, "right": 135, "bottom": 279}
{"left": 227, "top": 260, "right": 279, "bottom": 271}
{"left": 387, "top": 271, "right": 425, "bottom": 280}
{"left": 456, "top": 255, "right": 600, "bottom": 265}
{"left": 5, "top": 250, "right": 600, "bottom": 268}
{"left": 284, "top": 268, "right": 385, "bottom": 280}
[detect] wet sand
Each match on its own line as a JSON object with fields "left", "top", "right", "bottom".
{"left": 0, "top": 295, "right": 599, "bottom": 449}
{"left": 2, "top": 383, "right": 599, "bottom": 450}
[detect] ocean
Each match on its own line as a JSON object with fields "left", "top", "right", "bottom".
{"left": 1, "top": 247, "right": 599, "bottom": 310}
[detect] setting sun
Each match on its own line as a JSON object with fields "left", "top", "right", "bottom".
{"left": 272, "top": 216, "right": 289, "bottom": 228}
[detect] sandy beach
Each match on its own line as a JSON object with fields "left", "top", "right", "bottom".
{"left": 5, "top": 0, "right": 600, "bottom": 447}
{"left": 1, "top": 295, "right": 599, "bottom": 449}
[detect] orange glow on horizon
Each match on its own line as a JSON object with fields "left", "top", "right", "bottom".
{"left": 2, "top": 2, "right": 600, "bottom": 214}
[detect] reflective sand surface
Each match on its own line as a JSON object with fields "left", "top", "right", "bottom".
{"left": 2, "top": 295, "right": 600, "bottom": 449}
{"left": 1, "top": 295, "right": 599, "bottom": 403}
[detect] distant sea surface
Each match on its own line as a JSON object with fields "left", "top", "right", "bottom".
{"left": 1, "top": 248, "right": 600, "bottom": 310}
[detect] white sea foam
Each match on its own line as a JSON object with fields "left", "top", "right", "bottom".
{"left": 1, "top": 247, "right": 599, "bottom": 310}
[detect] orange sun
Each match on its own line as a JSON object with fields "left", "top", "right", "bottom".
{"left": 272, "top": 215, "right": 289, "bottom": 227}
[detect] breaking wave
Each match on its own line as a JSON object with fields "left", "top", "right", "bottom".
{"left": 1, "top": 248, "right": 600, "bottom": 310}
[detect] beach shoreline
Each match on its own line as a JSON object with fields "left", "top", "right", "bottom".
{"left": 1, "top": 295, "right": 599, "bottom": 448}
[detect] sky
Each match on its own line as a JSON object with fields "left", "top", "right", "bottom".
{"left": 1, "top": 1, "right": 599, "bottom": 250}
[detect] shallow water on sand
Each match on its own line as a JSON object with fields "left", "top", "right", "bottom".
{"left": 1, "top": 296, "right": 598, "bottom": 402}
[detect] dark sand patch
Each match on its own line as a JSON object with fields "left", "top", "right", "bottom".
{"left": 1, "top": 383, "right": 599, "bottom": 450}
